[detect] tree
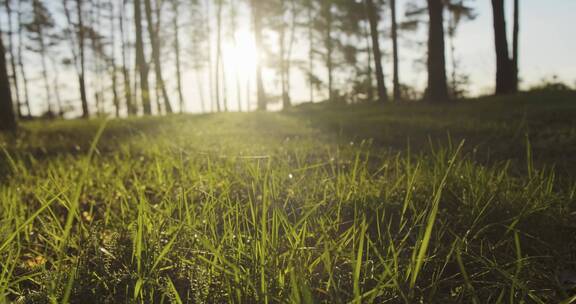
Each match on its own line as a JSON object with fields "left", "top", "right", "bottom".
{"left": 250, "top": 0, "right": 267, "bottom": 110}
{"left": 134, "top": 0, "right": 151, "bottom": 114}
{"left": 214, "top": 0, "right": 225, "bottom": 112}
{"left": 189, "top": 0, "right": 208, "bottom": 113}
{"left": 17, "top": 0, "right": 31, "bottom": 117}
{"left": 144, "top": 0, "right": 173, "bottom": 114}
{"left": 390, "top": 0, "right": 400, "bottom": 101}
{"left": 271, "top": 0, "right": 297, "bottom": 109}
{"left": 3, "top": 0, "right": 22, "bottom": 117}
{"left": 0, "top": 31, "right": 16, "bottom": 131}
{"left": 25, "top": 0, "right": 59, "bottom": 116}
{"left": 62, "top": 0, "right": 90, "bottom": 118}
{"left": 425, "top": 0, "right": 449, "bottom": 102}
{"left": 304, "top": 0, "right": 315, "bottom": 103}
{"left": 171, "top": 0, "right": 185, "bottom": 113}
{"left": 229, "top": 0, "right": 243, "bottom": 111}
{"left": 491, "top": 0, "right": 515, "bottom": 95}
{"left": 119, "top": 0, "right": 135, "bottom": 115}
{"left": 319, "top": 0, "right": 335, "bottom": 102}
{"left": 364, "top": 0, "right": 388, "bottom": 103}
{"left": 511, "top": 0, "right": 519, "bottom": 92}
{"left": 446, "top": 0, "right": 475, "bottom": 98}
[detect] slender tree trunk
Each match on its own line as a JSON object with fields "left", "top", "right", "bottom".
{"left": 447, "top": 12, "right": 457, "bottom": 97}
{"left": 50, "top": 58, "right": 63, "bottom": 116}
{"left": 230, "top": 0, "right": 243, "bottom": 112}
{"left": 491, "top": 0, "right": 513, "bottom": 95}
{"left": 144, "top": 0, "right": 173, "bottom": 114}
{"left": 196, "top": 70, "right": 206, "bottom": 113}
{"left": 307, "top": 0, "right": 314, "bottom": 103}
{"left": 109, "top": 0, "right": 120, "bottom": 117}
{"left": 321, "top": 0, "right": 334, "bottom": 103}
{"left": 390, "top": 0, "right": 400, "bottom": 101}
{"left": 426, "top": 0, "right": 449, "bottom": 102}
{"left": 76, "top": 0, "right": 90, "bottom": 118}
{"left": 0, "top": 30, "right": 16, "bottom": 131}
{"left": 172, "top": 0, "right": 185, "bottom": 114}
{"left": 279, "top": 0, "right": 289, "bottom": 109}
{"left": 38, "top": 30, "right": 53, "bottom": 115}
{"left": 284, "top": 0, "right": 297, "bottom": 108}
{"left": 119, "top": 0, "right": 134, "bottom": 115}
{"left": 215, "top": 0, "right": 223, "bottom": 112}
{"left": 17, "top": 0, "right": 31, "bottom": 117}
{"left": 363, "top": 20, "right": 374, "bottom": 103}
{"left": 216, "top": 0, "right": 229, "bottom": 113}
{"left": 365, "top": 0, "right": 388, "bottom": 103}
{"left": 246, "top": 79, "right": 251, "bottom": 111}
{"left": 134, "top": 0, "right": 151, "bottom": 114}
{"left": 236, "top": 73, "right": 242, "bottom": 112}
{"left": 512, "top": 0, "right": 519, "bottom": 92}
{"left": 251, "top": 0, "right": 266, "bottom": 111}
{"left": 204, "top": 0, "right": 216, "bottom": 112}
{"left": 4, "top": 0, "right": 21, "bottom": 118}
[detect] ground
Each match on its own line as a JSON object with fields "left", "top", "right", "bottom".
{"left": 0, "top": 91, "right": 575, "bottom": 303}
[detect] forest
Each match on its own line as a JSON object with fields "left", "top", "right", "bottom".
{"left": 0, "top": 0, "right": 575, "bottom": 303}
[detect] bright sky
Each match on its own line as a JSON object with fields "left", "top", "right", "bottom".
{"left": 438, "top": 0, "right": 576, "bottom": 95}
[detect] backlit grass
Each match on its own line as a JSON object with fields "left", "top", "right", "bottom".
{"left": 1, "top": 92, "right": 575, "bottom": 303}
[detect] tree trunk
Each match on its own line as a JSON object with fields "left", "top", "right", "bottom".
{"left": 285, "top": 0, "right": 297, "bottom": 108}
{"left": 390, "top": 0, "right": 400, "bottom": 101}
{"left": 491, "top": 0, "right": 513, "bottom": 95}
{"left": 205, "top": 0, "right": 216, "bottom": 112}
{"left": 50, "top": 58, "right": 63, "bottom": 116}
{"left": 279, "top": 0, "right": 289, "bottom": 109}
{"left": 134, "top": 0, "right": 152, "bottom": 115}
{"left": 17, "top": 0, "right": 31, "bottom": 117}
{"left": 120, "top": 0, "right": 134, "bottom": 115}
{"left": 230, "top": 0, "right": 243, "bottom": 112}
{"left": 38, "top": 29, "right": 53, "bottom": 115}
{"left": 172, "top": 0, "right": 185, "bottom": 113}
{"left": 363, "top": 21, "right": 374, "bottom": 103}
{"left": 76, "top": 0, "right": 90, "bottom": 118}
{"left": 215, "top": 0, "right": 223, "bottom": 112}
{"left": 307, "top": 0, "right": 314, "bottom": 103}
{"left": 512, "top": 0, "right": 519, "bottom": 92}
{"left": 321, "top": 0, "right": 334, "bottom": 103}
{"left": 196, "top": 70, "right": 206, "bottom": 113}
{"left": 4, "top": 0, "right": 22, "bottom": 118}
{"left": 251, "top": 0, "right": 266, "bottom": 111}
{"left": 365, "top": 0, "right": 388, "bottom": 103}
{"left": 144, "top": 0, "right": 173, "bottom": 114}
{"left": 426, "top": 0, "right": 449, "bottom": 102}
{"left": 109, "top": 0, "right": 120, "bottom": 117}
{"left": 0, "top": 33, "right": 17, "bottom": 132}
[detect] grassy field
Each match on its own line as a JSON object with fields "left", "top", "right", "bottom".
{"left": 1, "top": 92, "right": 575, "bottom": 303}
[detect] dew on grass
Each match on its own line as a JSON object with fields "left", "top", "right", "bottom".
{"left": 82, "top": 211, "right": 93, "bottom": 222}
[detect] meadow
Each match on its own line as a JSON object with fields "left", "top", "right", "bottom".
{"left": 1, "top": 91, "right": 575, "bottom": 303}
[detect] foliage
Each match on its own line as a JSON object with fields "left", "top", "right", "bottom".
{"left": 529, "top": 75, "right": 574, "bottom": 93}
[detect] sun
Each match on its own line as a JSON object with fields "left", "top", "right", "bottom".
{"left": 221, "top": 29, "right": 258, "bottom": 78}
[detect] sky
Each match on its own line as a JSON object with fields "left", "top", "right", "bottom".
{"left": 448, "top": 0, "right": 576, "bottom": 95}
{"left": 6, "top": 0, "right": 576, "bottom": 116}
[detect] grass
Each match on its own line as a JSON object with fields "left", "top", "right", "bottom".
{"left": 0, "top": 91, "right": 575, "bottom": 303}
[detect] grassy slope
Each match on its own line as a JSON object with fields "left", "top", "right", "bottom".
{"left": 0, "top": 92, "right": 575, "bottom": 303}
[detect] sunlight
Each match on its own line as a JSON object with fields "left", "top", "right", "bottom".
{"left": 222, "top": 29, "right": 258, "bottom": 79}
